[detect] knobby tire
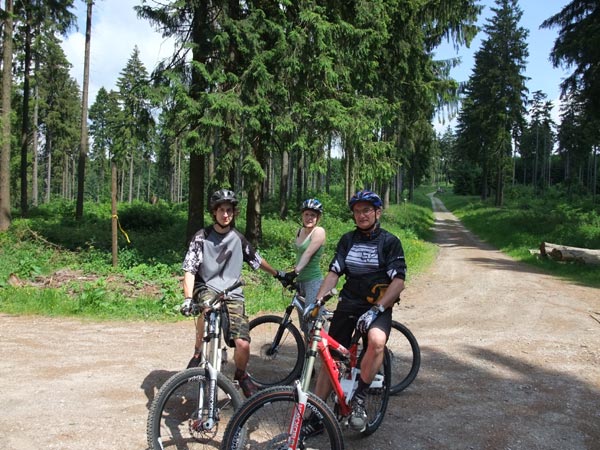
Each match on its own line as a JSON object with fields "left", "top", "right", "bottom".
{"left": 147, "top": 367, "right": 243, "bottom": 450}
{"left": 221, "top": 385, "right": 344, "bottom": 450}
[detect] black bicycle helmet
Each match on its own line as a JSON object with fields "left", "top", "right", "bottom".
{"left": 348, "top": 190, "right": 383, "bottom": 210}
{"left": 209, "top": 189, "right": 239, "bottom": 210}
{"left": 301, "top": 198, "right": 324, "bottom": 214}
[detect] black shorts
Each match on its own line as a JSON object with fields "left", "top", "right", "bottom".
{"left": 327, "top": 300, "right": 392, "bottom": 349}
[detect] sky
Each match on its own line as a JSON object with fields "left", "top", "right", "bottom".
{"left": 62, "top": 0, "right": 572, "bottom": 131}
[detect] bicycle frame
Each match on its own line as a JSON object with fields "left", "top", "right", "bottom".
{"left": 299, "top": 307, "right": 384, "bottom": 418}
{"left": 191, "top": 280, "right": 242, "bottom": 431}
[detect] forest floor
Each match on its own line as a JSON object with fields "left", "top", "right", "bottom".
{"left": 1, "top": 194, "right": 599, "bottom": 449}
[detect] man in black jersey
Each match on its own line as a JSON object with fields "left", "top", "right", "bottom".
{"left": 180, "top": 189, "right": 287, "bottom": 397}
{"left": 303, "top": 190, "right": 407, "bottom": 435}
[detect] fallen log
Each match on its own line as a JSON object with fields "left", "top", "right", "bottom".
{"left": 540, "top": 242, "right": 600, "bottom": 265}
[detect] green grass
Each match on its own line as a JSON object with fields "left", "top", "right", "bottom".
{"left": 0, "top": 195, "right": 437, "bottom": 320}
{"left": 437, "top": 186, "right": 600, "bottom": 288}
{"left": 5, "top": 184, "right": 594, "bottom": 320}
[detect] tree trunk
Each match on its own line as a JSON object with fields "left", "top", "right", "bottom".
{"left": 45, "top": 138, "right": 52, "bottom": 203}
{"left": 296, "top": 148, "right": 304, "bottom": 207}
{"left": 32, "top": 72, "right": 39, "bottom": 207}
{"left": 279, "top": 150, "right": 289, "bottom": 219}
{"left": 186, "top": 152, "right": 205, "bottom": 242}
{"left": 326, "top": 136, "right": 331, "bottom": 194}
{"left": 128, "top": 152, "right": 133, "bottom": 203}
{"left": 20, "top": 10, "right": 32, "bottom": 216}
{"left": 111, "top": 160, "right": 118, "bottom": 267}
{"left": 0, "top": 0, "right": 14, "bottom": 231}
{"left": 245, "top": 139, "right": 265, "bottom": 247}
{"left": 76, "top": 0, "right": 93, "bottom": 220}
{"left": 245, "top": 179, "right": 262, "bottom": 247}
{"left": 540, "top": 242, "right": 600, "bottom": 265}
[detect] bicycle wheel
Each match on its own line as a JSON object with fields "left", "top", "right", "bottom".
{"left": 388, "top": 320, "right": 421, "bottom": 395}
{"left": 247, "top": 315, "right": 305, "bottom": 387}
{"left": 361, "top": 347, "right": 391, "bottom": 436}
{"left": 221, "top": 385, "right": 345, "bottom": 450}
{"left": 147, "top": 367, "right": 243, "bottom": 450}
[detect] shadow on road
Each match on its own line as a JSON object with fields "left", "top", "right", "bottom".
{"left": 377, "top": 344, "right": 600, "bottom": 450}
{"left": 140, "top": 369, "right": 178, "bottom": 409}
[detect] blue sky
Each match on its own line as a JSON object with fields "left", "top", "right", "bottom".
{"left": 433, "top": 0, "right": 571, "bottom": 130}
{"left": 63, "top": 0, "right": 571, "bottom": 130}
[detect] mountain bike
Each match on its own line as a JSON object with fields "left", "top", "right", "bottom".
{"left": 147, "top": 280, "right": 245, "bottom": 450}
{"left": 221, "top": 290, "right": 392, "bottom": 449}
{"left": 247, "top": 283, "right": 420, "bottom": 394}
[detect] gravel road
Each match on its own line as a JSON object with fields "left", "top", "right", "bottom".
{"left": 1, "top": 195, "right": 598, "bottom": 449}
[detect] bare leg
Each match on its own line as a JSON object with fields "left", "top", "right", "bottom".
{"left": 313, "top": 365, "right": 333, "bottom": 400}
{"left": 359, "top": 327, "right": 386, "bottom": 382}
{"left": 233, "top": 337, "right": 250, "bottom": 372}
{"left": 193, "top": 317, "right": 204, "bottom": 354}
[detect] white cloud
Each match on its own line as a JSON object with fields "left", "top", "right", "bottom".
{"left": 62, "top": 0, "right": 174, "bottom": 105}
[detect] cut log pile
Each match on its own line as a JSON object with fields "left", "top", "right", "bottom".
{"left": 538, "top": 242, "right": 600, "bottom": 265}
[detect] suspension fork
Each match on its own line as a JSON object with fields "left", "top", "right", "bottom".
{"left": 197, "top": 362, "right": 219, "bottom": 430}
{"left": 286, "top": 380, "right": 309, "bottom": 450}
{"left": 266, "top": 303, "right": 296, "bottom": 355}
{"left": 195, "top": 309, "right": 221, "bottom": 431}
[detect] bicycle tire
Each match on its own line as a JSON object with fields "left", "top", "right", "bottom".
{"left": 247, "top": 315, "right": 305, "bottom": 387}
{"left": 388, "top": 320, "right": 421, "bottom": 395}
{"left": 361, "top": 347, "right": 391, "bottom": 436}
{"left": 147, "top": 367, "right": 243, "bottom": 450}
{"left": 221, "top": 385, "right": 345, "bottom": 450}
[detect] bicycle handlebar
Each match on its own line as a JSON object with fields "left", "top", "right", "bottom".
{"left": 190, "top": 279, "right": 245, "bottom": 315}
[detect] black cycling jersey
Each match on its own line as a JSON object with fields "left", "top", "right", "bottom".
{"left": 328, "top": 223, "right": 406, "bottom": 306}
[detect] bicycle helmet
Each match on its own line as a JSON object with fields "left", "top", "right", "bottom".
{"left": 209, "top": 189, "right": 239, "bottom": 210}
{"left": 348, "top": 190, "right": 383, "bottom": 210}
{"left": 301, "top": 198, "right": 324, "bottom": 214}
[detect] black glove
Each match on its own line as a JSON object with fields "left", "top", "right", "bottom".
{"left": 180, "top": 297, "right": 193, "bottom": 316}
{"left": 274, "top": 270, "right": 297, "bottom": 287}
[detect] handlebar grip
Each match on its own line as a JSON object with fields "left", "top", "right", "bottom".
{"left": 310, "top": 288, "right": 338, "bottom": 318}
{"left": 321, "top": 288, "right": 338, "bottom": 303}
{"left": 223, "top": 279, "right": 245, "bottom": 295}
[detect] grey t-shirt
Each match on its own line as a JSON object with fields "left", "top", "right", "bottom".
{"left": 182, "top": 225, "right": 262, "bottom": 300}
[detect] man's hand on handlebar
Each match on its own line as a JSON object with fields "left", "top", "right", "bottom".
{"left": 302, "top": 299, "right": 323, "bottom": 321}
{"left": 180, "top": 297, "right": 193, "bottom": 316}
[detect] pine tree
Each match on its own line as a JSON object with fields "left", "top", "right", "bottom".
{"left": 0, "top": 0, "right": 14, "bottom": 231}
{"left": 88, "top": 87, "right": 122, "bottom": 201}
{"left": 115, "top": 46, "right": 155, "bottom": 204}
{"left": 542, "top": 0, "right": 600, "bottom": 124}
{"left": 36, "top": 34, "right": 81, "bottom": 202}
{"left": 454, "top": 0, "right": 528, "bottom": 205}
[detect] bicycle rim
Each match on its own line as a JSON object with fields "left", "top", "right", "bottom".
{"left": 147, "top": 368, "right": 243, "bottom": 450}
{"left": 247, "top": 315, "right": 305, "bottom": 387}
{"left": 221, "top": 386, "right": 344, "bottom": 450}
{"left": 388, "top": 320, "right": 421, "bottom": 395}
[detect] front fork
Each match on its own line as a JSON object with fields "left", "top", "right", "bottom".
{"left": 194, "top": 362, "right": 219, "bottom": 431}
{"left": 267, "top": 304, "right": 295, "bottom": 355}
{"left": 286, "top": 380, "right": 309, "bottom": 450}
{"left": 194, "top": 309, "right": 221, "bottom": 431}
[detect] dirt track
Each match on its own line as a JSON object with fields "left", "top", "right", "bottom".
{"left": 1, "top": 194, "right": 599, "bottom": 449}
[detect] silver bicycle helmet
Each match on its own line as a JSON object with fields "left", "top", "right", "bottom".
{"left": 301, "top": 198, "right": 324, "bottom": 214}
